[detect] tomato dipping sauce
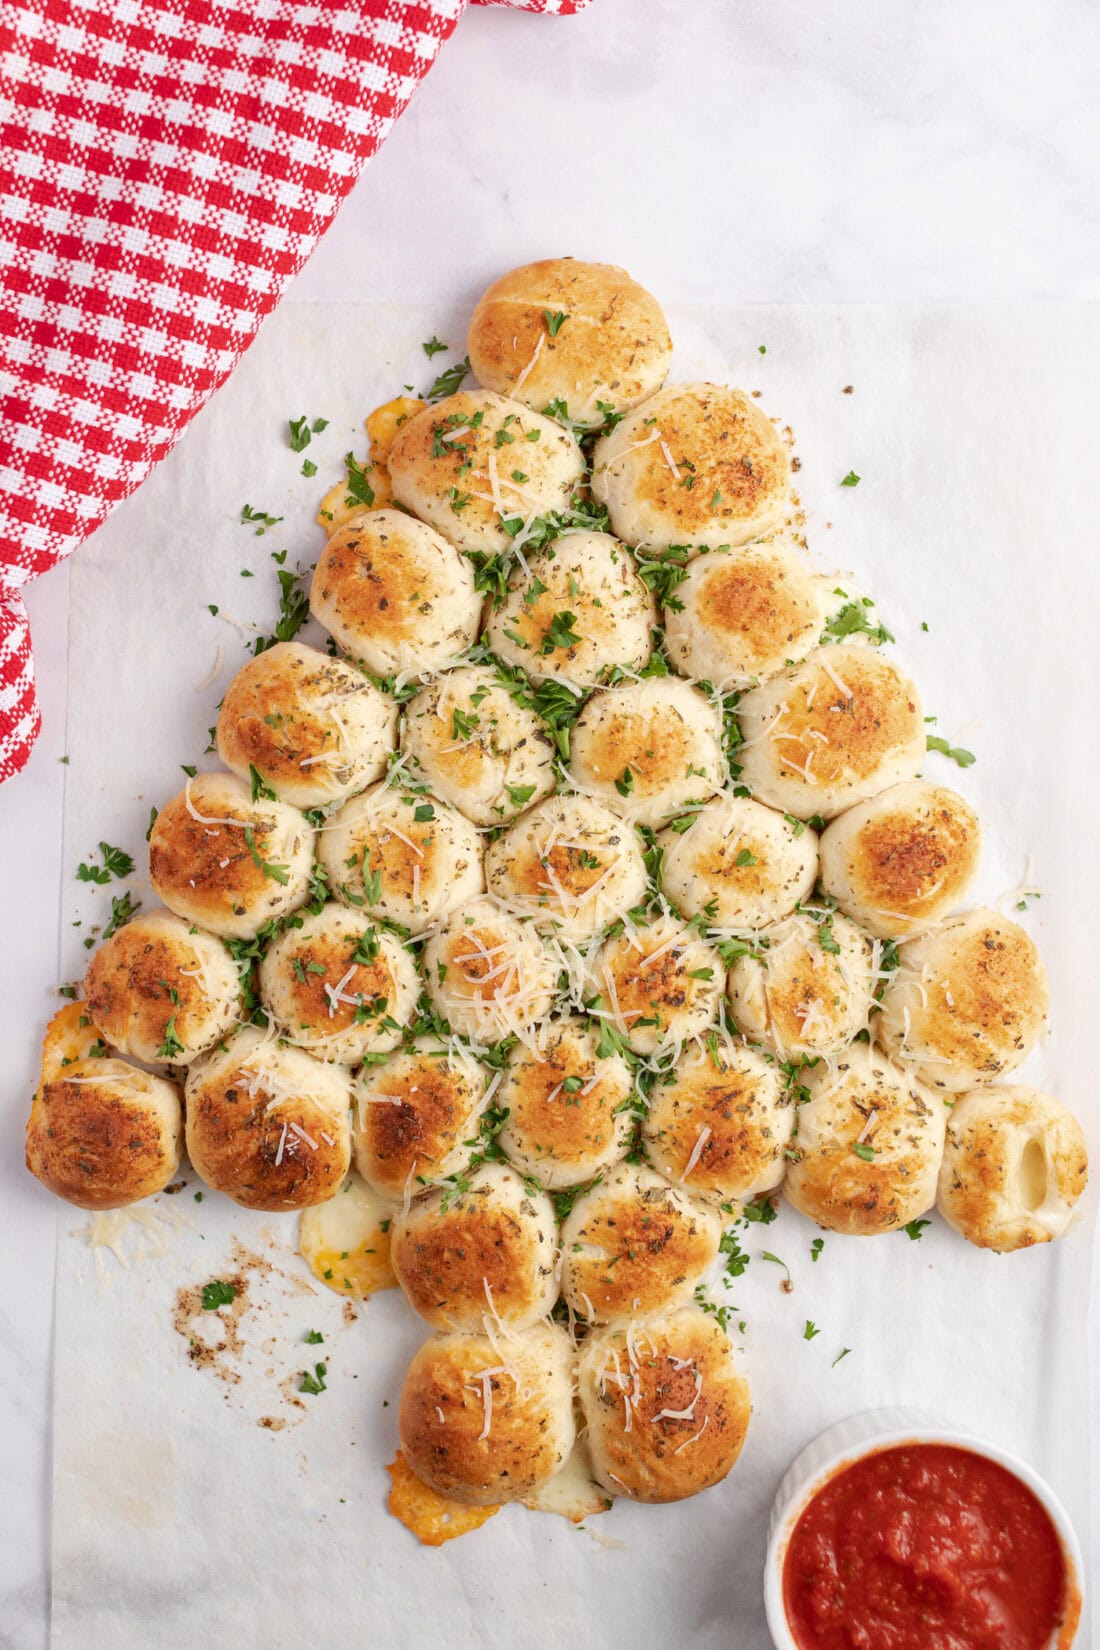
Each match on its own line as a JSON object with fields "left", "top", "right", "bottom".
{"left": 782, "top": 1443, "right": 1075, "bottom": 1650}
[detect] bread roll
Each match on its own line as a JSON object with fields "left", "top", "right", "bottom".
{"left": 420, "top": 897, "right": 557, "bottom": 1045}
{"left": 569, "top": 676, "right": 725, "bottom": 827}
{"left": 185, "top": 1027, "right": 351, "bottom": 1210}
{"left": 875, "top": 908, "right": 1050, "bottom": 1092}
{"left": 310, "top": 508, "right": 481, "bottom": 676}
{"left": 578, "top": 1307, "right": 751, "bottom": 1503}
{"left": 216, "top": 642, "right": 397, "bottom": 808}
{"left": 559, "top": 1161, "right": 722, "bottom": 1323}
{"left": 657, "top": 795, "right": 818, "bottom": 929}
{"left": 353, "top": 1038, "right": 489, "bottom": 1200}
{"left": 83, "top": 908, "right": 239, "bottom": 1065}
{"left": 258, "top": 904, "right": 419, "bottom": 1064}
{"left": 783, "top": 1044, "right": 947, "bottom": 1235}
{"left": 818, "top": 780, "right": 981, "bottom": 939}
{"left": 727, "top": 909, "right": 875, "bottom": 1059}
{"left": 401, "top": 665, "right": 555, "bottom": 826}
{"left": 736, "top": 645, "right": 925, "bottom": 820}
{"left": 495, "top": 1016, "right": 634, "bottom": 1189}
{"left": 937, "top": 1086, "right": 1088, "bottom": 1252}
{"left": 590, "top": 383, "right": 791, "bottom": 552}
{"left": 26, "top": 1061, "right": 182, "bottom": 1210}
{"left": 588, "top": 914, "right": 723, "bottom": 1055}
{"left": 399, "top": 1323, "right": 576, "bottom": 1505}
{"left": 642, "top": 1040, "right": 792, "bottom": 1205}
{"left": 664, "top": 539, "right": 824, "bottom": 688}
{"left": 485, "top": 531, "right": 655, "bottom": 688}
{"left": 318, "top": 781, "right": 484, "bottom": 935}
{"left": 467, "top": 258, "right": 672, "bottom": 421}
{"left": 391, "top": 1162, "right": 559, "bottom": 1332}
{"left": 387, "top": 391, "right": 584, "bottom": 556}
{"left": 485, "top": 794, "right": 647, "bottom": 942}
{"left": 149, "top": 772, "right": 315, "bottom": 939}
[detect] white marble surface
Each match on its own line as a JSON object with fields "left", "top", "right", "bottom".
{"left": 3, "top": 0, "right": 1099, "bottom": 1644}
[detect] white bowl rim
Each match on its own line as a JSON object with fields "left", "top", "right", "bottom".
{"left": 763, "top": 1407, "right": 1085, "bottom": 1650}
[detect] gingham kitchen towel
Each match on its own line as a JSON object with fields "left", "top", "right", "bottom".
{"left": 0, "top": 0, "right": 589, "bottom": 783}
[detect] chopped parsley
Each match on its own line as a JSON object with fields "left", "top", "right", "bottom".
{"left": 77, "top": 841, "right": 134, "bottom": 884}
{"left": 424, "top": 356, "right": 470, "bottom": 402}
{"left": 422, "top": 336, "right": 448, "bottom": 359}
{"left": 926, "top": 735, "right": 976, "bottom": 768}
{"left": 903, "top": 1218, "right": 931, "bottom": 1241}
{"left": 840, "top": 470, "right": 860, "bottom": 487}
{"left": 240, "top": 504, "right": 283, "bottom": 535}
{"left": 543, "top": 309, "right": 569, "bottom": 337}
{"left": 155, "top": 1016, "right": 184, "bottom": 1062}
{"left": 201, "top": 1280, "right": 237, "bottom": 1311}
{"left": 541, "top": 610, "right": 582, "bottom": 654}
{"left": 299, "top": 1363, "right": 328, "bottom": 1395}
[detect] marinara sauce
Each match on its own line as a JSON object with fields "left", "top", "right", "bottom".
{"left": 782, "top": 1443, "right": 1075, "bottom": 1650}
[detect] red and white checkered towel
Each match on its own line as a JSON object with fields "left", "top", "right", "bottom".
{"left": 0, "top": 0, "right": 589, "bottom": 783}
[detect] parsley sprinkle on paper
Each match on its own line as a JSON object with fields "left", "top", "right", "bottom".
{"left": 201, "top": 1280, "right": 237, "bottom": 1311}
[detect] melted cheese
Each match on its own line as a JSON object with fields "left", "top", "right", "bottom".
{"left": 386, "top": 1450, "right": 500, "bottom": 1546}
{"left": 298, "top": 1170, "right": 397, "bottom": 1298}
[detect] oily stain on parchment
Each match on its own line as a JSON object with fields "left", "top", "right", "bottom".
{"left": 172, "top": 1235, "right": 341, "bottom": 1431}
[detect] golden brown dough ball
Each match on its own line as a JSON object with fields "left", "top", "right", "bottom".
{"left": 559, "top": 1161, "right": 723, "bottom": 1323}
{"left": 818, "top": 780, "right": 981, "bottom": 940}
{"left": 400, "top": 665, "right": 555, "bottom": 826}
{"left": 590, "top": 383, "right": 791, "bottom": 552}
{"left": 727, "top": 909, "right": 875, "bottom": 1059}
{"left": 577, "top": 1307, "right": 751, "bottom": 1503}
{"left": 467, "top": 258, "right": 672, "bottom": 422}
{"left": 309, "top": 508, "right": 482, "bottom": 676}
{"left": 783, "top": 1044, "right": 947, "bottom": 1235}
{"left": 387, "top": 391, "right": 584, "bottom": 556}
{"left": 148, "top": 772, "right": 315, "bottom": 939}
{"left": 399, "top": 1323, "right": 576, "bottom": 1506}
{"left": 352, "top": 1039, "right": 489, "bottom": 1200}
{"left": 484, "top": 531, "right": 655, "bottom": 688}
{"left": 875, "top": 908, "right": 1050, "bottom": 1092}
{"left": 318, "top": 781, "right": 484, "bottom": 935}
{"left": 495, "top": 1016, "right": 635, "bottom": 1189}
{"left": 390, "top": 1162, "right": 559, "bottom": 1332}
{"left": 736, "top": 645, "right": 925, "bottom": 820}
{"left": 485, "top": 794, "right": 647, "bottom": 942}
{"left": 657, "top": 795, "right": 818, "bottom": 929}
{"left": 642, "top": 1041, "right": 792, "bottom": 1205}
{"left": 588, "top": 914, "right": 724, "bottom": 1056}
{"left": 420, "top": 897, "right": 557, "bottom": 1045}
{"left": 568, "top": 676, "right": 725, "bottom": 827}
{"left": 26, "top": 1060, "right": 182, "bottom": 1210}
{"left": 83, "top": 908, "right": 240, "bottom": 1065}
{"left": 184, "top": 1027, "right": 351, "bottom": 1210}
{"left": 216, "top": 642, "right": 397, "bottom": 809}
{"left": 663, "top": 538, "right": 824, "bottom": 688}
{"left": 937, "top": 1086, "right": 1088, "bottom": 1252}
{"left": 258, "top": 904, "right": 419, "bottom": 1065}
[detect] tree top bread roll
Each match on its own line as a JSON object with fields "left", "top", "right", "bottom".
{"left": 467, "top": 258, "right": 673, "bottom": 422}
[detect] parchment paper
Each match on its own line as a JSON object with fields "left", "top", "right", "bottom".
{"left": 50, "top": 303, "right": 1100, "bottom": 1649}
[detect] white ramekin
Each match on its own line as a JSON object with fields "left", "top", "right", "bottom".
{"left": 763, "top": 1407, "right": 1085, "bottom": 1650}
